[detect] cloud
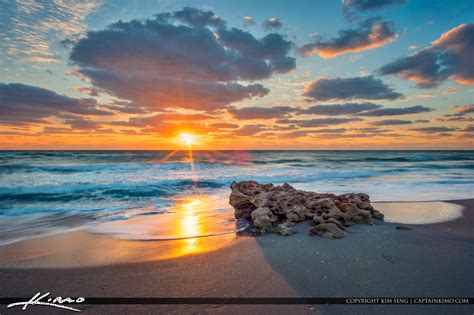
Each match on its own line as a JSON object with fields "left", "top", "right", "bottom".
{"left": 1, "top": 0, "right": 101, "bottom": 64}
{"left": 299, "top": 18, "right": 397, "bottom": 58}
{"left": 379, "top": 23, "right": 474, "bottom": 88}
{"left": 209, "top": 123, "right": 240, "bottom": 129}
{"left": 342, "top": 0, "right": 406, "bottom": 12}
{"left": 449, "top": 104, "right": 474, "bottom": 115}
{"left": 303, "top": 76, "right": 403, "bottom": 101}
{"left": 263, "top": 18, "right": 282, "bottom": 31}
{"left": 243, "top": 16, "right": 255, "bottom": 26}
{"left": 371, "top": 119, "right": 413, "bottom": 126}
{"left": 315, "top": 128, "right": 348, "bottom": 133}
{"left": 437, "top": 116, "right": 474, "bottom": 122}
{"left": 60, "top": 38, "right": 77, "bottom": 49}
{"left": 356, "top": 105, "right": 433, "bottom": 116}
{"left": 104, "top": 100, "right": 147, "bottom": 114}
{"left": 233, "top": 124, "right": 270, "bottom": 136}
{"left": 410, "top": 127, "right": 458, "bottom": 133}
{"left": 64, "top": 117, "right": 103, "bottom": 130}
{"left": 70, "top": 9, "right": 295, "bottom": 112}
{"left": 162, "top": 7, "right": 226, "bottom": 28}
{"left": 41, "top": 126, "right": 75, "bottom": 134}
{"left": 300, "top": 102, "right": 382, "bottom": 115}
{"left": 68, "top": 86, "right": 99, "bottom": 96}
{"left": 277, "top": 118, "right": 362, "bottom": 127}
{"left": 0, "top": 83, "right": 111, "bottom": 125}
{"left": 228, "top": 106, "right": 297, "bottom": 119}
{"left": 111, "top": 113, "right": 215, "bottom": 128}
{"left": 216, "top": 27, "right": 296, "bottom": 75}
{"left": 461, "top": 125, "right": 474, "bottom": 132}
{"left": 277, "top": 128, "right": 352, "bottom": 139}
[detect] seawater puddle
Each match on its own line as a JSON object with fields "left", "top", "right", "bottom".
{"left": 373, "top": 201, "right": 464, "bottom": 224}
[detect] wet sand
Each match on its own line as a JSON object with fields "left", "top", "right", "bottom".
{"left": 0, "top": 200, "right": 473, "bottom": 314}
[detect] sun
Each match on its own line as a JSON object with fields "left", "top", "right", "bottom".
{"left": 180, "top": 133, "right": 195, "bottom": 145}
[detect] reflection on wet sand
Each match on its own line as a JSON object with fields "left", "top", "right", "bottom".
{"left": 0, "top": 194, "right": 240, "bottom": 268}
{"left": 167, "top": 195, "right": 233, "bottom": 258}
{"left": 0, "top": 230, "right": 239, "bottom": 268}
{"left": 90, "top": 193, "right": 240, "bottom": 259}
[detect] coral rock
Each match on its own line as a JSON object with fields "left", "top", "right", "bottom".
{"left": 277, "top": 223, "right": 296, "bottom": 236}
{"left": 309, "top": 223, "right": 347, "bottom": 238}
{"left": 229, "top": 181, "right": 383, "bottom": 238}
{"left": 251, "top": 207, "right": 277, "bottom": 234}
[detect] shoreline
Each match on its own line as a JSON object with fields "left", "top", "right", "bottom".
{"left": 0, "top": 199, "right": 470, "bottom": 268}
{"left": 0, "top": 199, "right": 473, "bottom": 313}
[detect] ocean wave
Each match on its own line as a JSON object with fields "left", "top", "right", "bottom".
{"left": 1, "top": 150, "right": 473, "bottom": 246}
{"left": 252, "top": 158, "right": 308, "bottom": 164}
{"left": 0, "top": 161, "right": 202, "bottom": 174}
{"left": 0, "top": 179, "right": 228, "bottom": 204}
{"left": 320, "top": 154, "right": 474, "bottom": 163}
{"left": 415, "top": 163, "right": 474, "bottom": 170}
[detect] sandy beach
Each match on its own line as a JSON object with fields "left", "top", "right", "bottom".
{"left": 0, "top": 199, "right": 473, "bottom": 314}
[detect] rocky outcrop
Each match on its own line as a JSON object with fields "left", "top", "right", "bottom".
{"left": 229, "top": 181, "right": 384, "bottom": 239}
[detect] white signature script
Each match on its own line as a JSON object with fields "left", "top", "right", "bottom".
{"left": 7, "top": 292, "right": 85, "bottom": 312}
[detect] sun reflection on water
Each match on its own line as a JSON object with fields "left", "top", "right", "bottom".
{"left": 87, "top": 193, "right": 237, "bottom": 260}
{"left": 179, "top": 198, "right": 203, "bottom": 250}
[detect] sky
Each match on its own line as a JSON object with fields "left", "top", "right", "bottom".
{"left": 0, "top": 0, "right": 473, "bottom": 150}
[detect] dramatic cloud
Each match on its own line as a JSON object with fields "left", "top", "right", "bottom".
{"left": 303, "top": 76, "right": 402, "bottom": 101}
{"left": 0, "top": 83, "right": 111, "bottom": 125}
{"left": 410, "top": 127, "right": 458, "bottom": 133}
{"left": 449, "top": 104, "right": 474, "bottom": 115}
{"left": 371, "top": 119, "right": 413, "bottom": 126}
{"left": 299, "top": 18, "right": 397, "bottom": 58}
{"left": 216, "top": 28, "right": 295, "bottom": 75}
{"left": 379, "top": 24, "right": 474, "bottom": 88}
{"left": 228, "top": 106, "right": 297, "bottom": 119}
{"left": 263, "top": 18, "right": 282, "bottom": 31}
{"left": 300, "top": 102, "right": 382, "bottom": 115}
{"left": 357, "top": 105, "right": 433, "bottom": 116}
{"left": 343, "top": 0, "right": 406, "bottom": 12}
{"left": 69, "top": 9, "right": 295, "bottom": 112}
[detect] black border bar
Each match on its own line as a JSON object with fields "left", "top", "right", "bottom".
{"left": 1, "top": 298, "right": 473, "bottom": 305}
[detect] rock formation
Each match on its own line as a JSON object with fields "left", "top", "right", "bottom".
{"left": 229, "top": 181, "right": 384, "bottom": 238}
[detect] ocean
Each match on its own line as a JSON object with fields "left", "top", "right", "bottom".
{"left": 0, "top": 150, "right": 473, "bottom": 245}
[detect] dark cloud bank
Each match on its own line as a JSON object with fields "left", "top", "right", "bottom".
{"left": 0, "top": 83, "right": 110, "bottom": 125}
{"left": 69, "top": 7, "right": 295, "bottom": 112}
{"left": 303, "top": 76, "right": 403, "bottom": 101}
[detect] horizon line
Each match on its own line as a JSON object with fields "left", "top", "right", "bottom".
{"left": 1, "top": 149, "right": 473, "bottom": 152}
